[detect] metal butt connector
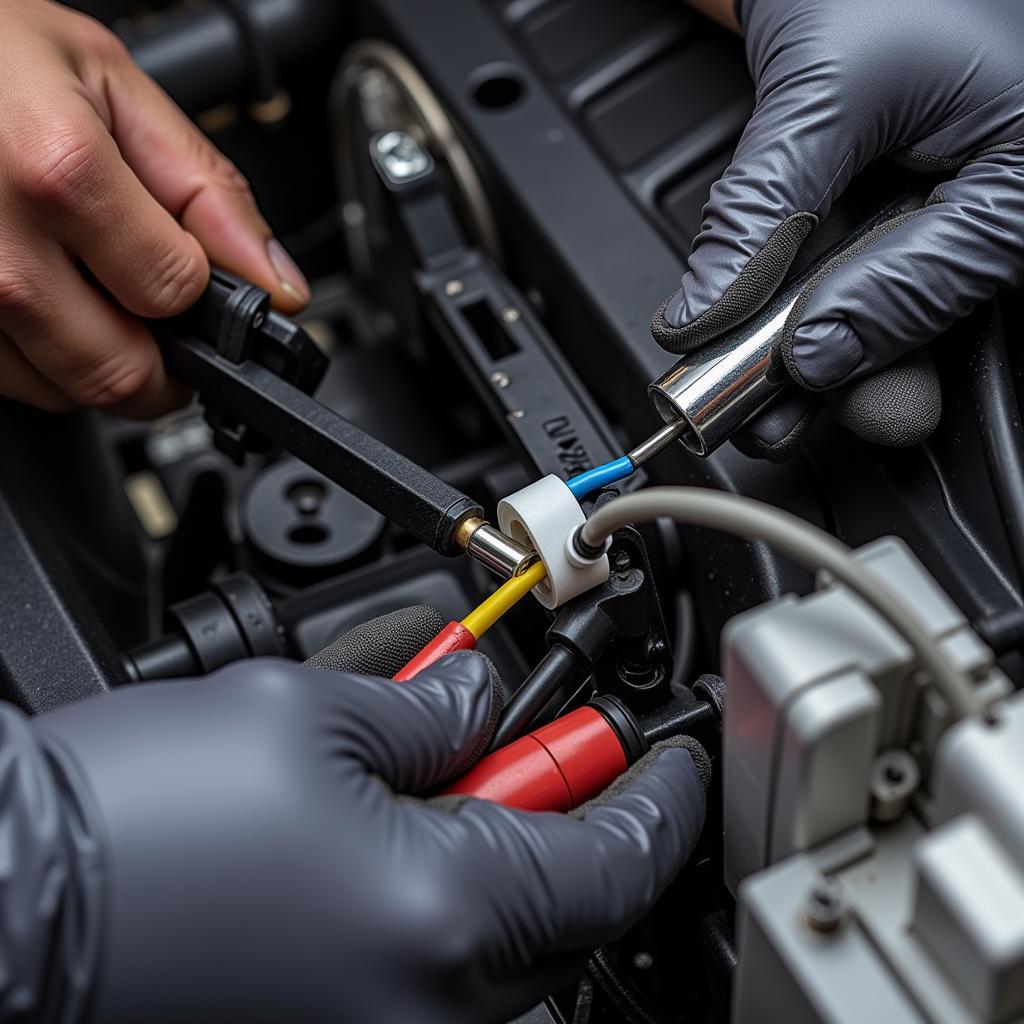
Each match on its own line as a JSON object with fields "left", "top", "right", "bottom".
{"left": 456, "top": 516, "right": 539, "bottom": 579}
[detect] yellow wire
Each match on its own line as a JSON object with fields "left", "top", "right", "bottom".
{"left": 461, "top": 560, "right": 547, "bottom": 639}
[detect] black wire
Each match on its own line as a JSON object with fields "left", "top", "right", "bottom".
{"left": 667, "top": 590, "right": 696, "bottom": 696}
{"left": 488, "top": 645, "right": 578, "bottom": 752}
{"left": 586, "top": 947, "right": 670, "bottom": 1024}
{"left": 973, "top": 299, "right": 1024, "bottom": 588}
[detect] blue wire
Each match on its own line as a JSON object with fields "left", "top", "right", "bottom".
{"left": 565, "top": 456, "right": 635, "bottom": 500}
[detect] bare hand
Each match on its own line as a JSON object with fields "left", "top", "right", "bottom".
{"left": 0, "top": 0, "right": 310, "bottom": 417}
{"left": 688, "top": 0, "right": 740, "bottom": 31}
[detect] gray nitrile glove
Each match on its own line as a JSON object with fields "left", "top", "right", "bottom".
{"left": 655, "top": 0, "right": 1024, "bottom": 456}
{"left": 9, "top": 653, "right": 705, "bottom": 1024}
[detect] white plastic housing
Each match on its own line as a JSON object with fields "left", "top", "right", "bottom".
{"left": 497, "top": 475, "right": 609, "bottom": 609}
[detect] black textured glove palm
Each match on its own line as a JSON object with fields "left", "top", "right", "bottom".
{"left": 13, "top": 653, "right": 704, "bottom": 1024}
{"left": 657, "top": 0, "right": 1024, "bottom": 450}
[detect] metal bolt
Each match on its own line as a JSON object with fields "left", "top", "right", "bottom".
{"left": 632, "top": 951, "right": 654, "bottom": 971}
{"left": 501, "top": 306, "right": 521, "bottom": 323}
{"left": 445, "top": 279, "right": 464, "bottom": 297}
{"left": 373, "top": 130, "right": 431, "bottom": 181}
{"left": 870, "top": 749, "right": 920, "bottom": 823}
{"left": 490, "top": 371, "right": 511, "bottom": 388}
{"left": 805, "top": 878, "right": 846, "bottom": 933}
{"left": 252, "top": 311, "right": 265, "bottom": 329}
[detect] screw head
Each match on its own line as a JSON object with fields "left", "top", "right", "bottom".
{"left": 490, "top": 371, "right": 511, "bottom": 388}
{"left": 445, "top": 279, "right": 464, "bottom": 297}
{"left": 806, "top": 878, "right": 846, "bottom": 933}
{"left": 870, "top": 749, "right": 921, "bottom": 823}
{"left": 501, "top": 306, "right": 521, "bottom": 323}
{"left": 872, "top": 750, "right": 919, "bottom": 798}
{"left": 252, "top": 311, "right": 265, "bottom": 329}
{"left": 374, "top": 130, "right": 431, "bottom": 181}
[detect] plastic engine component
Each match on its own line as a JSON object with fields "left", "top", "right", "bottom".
{"left": 498, "top": 475, "right": 609, "bottom": 609}
{"left": 242, "top": 458, "right": 385, "bottom": 584}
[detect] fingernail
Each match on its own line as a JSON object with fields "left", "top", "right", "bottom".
{"left": 791, "top": 319, "right": 863, "bottom": 388}
{"left": 267, "top": 239, "right": 310, "bottom": 305}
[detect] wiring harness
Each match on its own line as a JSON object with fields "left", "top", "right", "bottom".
{"left": 392, "top": 562, "right": 546, "bottom": 680}
{"left": 400, "top": 412, "right": 981, "bottom": 723}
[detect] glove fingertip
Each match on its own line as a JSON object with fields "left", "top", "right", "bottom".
{"left": 410, "top": 652, "right": 503, "bottom": 777}
{"left": 421, "top": 649, "right": 491, "bottom": 684}
{"left": 629, "top": 743, "right": 708, "bottom": 822}
{"left": 574, "top": 737, "right": 709, "bottom": 824}
{"left": 665, "top": 736, "right": 713, "bottom": 793}
{"left": 580, "top": 743, "right": 708, "bottom": 899}
{"left": 653, "top": 211, "right": 819, "bottom": 355}
{"left": 732, "top": 391, "right": 818, "bottom": 463}
{"left": 831, "top": 348, "right": 942, "bottom": 447}
{"left": 658, "top": 287, "right": 691, "bottom": 332}
{"left": 411, "top": 651, "right": 494, "bottom": 717}
{"left": 786, "top": 317, "right": 864, "bottom": 389}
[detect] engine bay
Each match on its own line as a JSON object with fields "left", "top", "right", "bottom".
{"left": 6, "top": 1, "right": 1024, "bottom": 1021}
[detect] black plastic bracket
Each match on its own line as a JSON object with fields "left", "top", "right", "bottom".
{"left": 547, "top": 522, "right": 672, "bottom": 707}
{"left": 163, "top": 267, "right": 327, "bottom": 461}
{"left": 370, "top": 137, "right": 641, "bottom": 485}
{"left": 155, "top": 270, "right": 483, "bottom": 557}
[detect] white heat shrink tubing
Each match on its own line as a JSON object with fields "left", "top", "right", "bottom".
{"left": 498, "top": 475, "right": 609, "bottom": 609}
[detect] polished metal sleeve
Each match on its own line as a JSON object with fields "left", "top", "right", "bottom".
{"left": 647, "top": 198, "right": 924, "bottom": 458}
{"left": 648, "top": 292, "right": 799, "bottom": 457}
{"left": 465, "top": 522, "right": 539, "bottom": 579}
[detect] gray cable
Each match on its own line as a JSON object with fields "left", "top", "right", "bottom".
{"left": 578, "top": 488, "right": 979, "bottom": 720}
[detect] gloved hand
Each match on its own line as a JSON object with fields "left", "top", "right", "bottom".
{"left": 658, "top": 0, "right": 1024, "bottom": 457}
{"left": 9, "top": 654, "right": 704, "bottom": 1024}
{"left": 0, "top": 0, "right": 309, "bottom": 418}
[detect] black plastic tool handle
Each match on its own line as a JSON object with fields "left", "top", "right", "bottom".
{"left": 155, "top": 271, "right": 482, "bottom": 557}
